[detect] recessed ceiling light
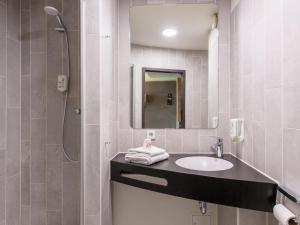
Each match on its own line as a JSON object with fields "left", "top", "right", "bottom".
{"left": 162, "top": 29, "right": 177, "bottom": 37}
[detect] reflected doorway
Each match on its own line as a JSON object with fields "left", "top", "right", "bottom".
{"left": 142, "top": 68, "right": 186, "bottom": 128}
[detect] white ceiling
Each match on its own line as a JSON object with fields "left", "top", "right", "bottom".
{"left": 130, "top": 4, "right": 218, "bottom": 50}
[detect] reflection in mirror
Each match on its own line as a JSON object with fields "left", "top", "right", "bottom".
{"left": 130, "top": 3, "right": 219, "bottom": 129}
{"left": 142, "top": 68, "right": 185, "bottom": 128}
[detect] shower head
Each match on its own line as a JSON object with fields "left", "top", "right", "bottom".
{"left": 44, "top": 6, "right": 66, "bottom": 30}
{"left": 44, "top": 6, "right": 59, "bottom": 16}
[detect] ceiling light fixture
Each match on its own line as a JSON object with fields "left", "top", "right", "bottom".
{"left": 162, "top": 28, "right": 177, "bottom": 37}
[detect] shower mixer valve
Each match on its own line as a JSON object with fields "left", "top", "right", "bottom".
{"left": 57, "top": 75, "right": 68, "bottom": 93}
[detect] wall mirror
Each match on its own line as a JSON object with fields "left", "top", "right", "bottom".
{"left": 130, "top": 3, "right": 219, "bottom": 129}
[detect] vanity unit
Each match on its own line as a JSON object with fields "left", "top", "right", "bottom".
{"left": 111, "top": 154, "right": 277, "bottom": 212}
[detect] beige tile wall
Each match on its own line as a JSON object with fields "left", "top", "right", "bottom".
{"left": 227, "top": 0, "right": 300, "bottom": 224}
{"left": 81, "top": 0, "right": 118, "bottom": 224}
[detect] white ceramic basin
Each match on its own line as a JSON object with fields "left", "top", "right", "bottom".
{"left": 175, "top": 156, "right": 233, "bottom": 171}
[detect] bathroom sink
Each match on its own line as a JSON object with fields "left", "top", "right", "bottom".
{"left": 175, "top": 156, "right": 233, "bottom": 171}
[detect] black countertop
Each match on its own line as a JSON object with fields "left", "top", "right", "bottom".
{"left": 111, "top": 153, "right": 278, "bottom": 212}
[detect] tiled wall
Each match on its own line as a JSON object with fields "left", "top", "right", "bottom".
{"left": 230, "top": 0, "right": 300, "bottom": 193}
{"left": 222, "top": 0, "right": 300, "bottom": 224}
{"left": 82, "top": 0, "right": 118, "bottom": 224}
{"left": 0, "top": 0, "right": 22, "bottom": 225}
{"left": 131, "top": 44, "right": 209, "bottom": 128}
{"left": 117, "top": 0, "right": 231, "bottom": 154}
{"left": 0, "top": 0, "right": 81, "bottom": 225}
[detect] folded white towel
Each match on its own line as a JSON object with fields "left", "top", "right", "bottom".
{"left": 128, "top": 146, "right": 166, "bottom": 157}
{"left": 125, "top": 152, "right": 169, "bottom": 165}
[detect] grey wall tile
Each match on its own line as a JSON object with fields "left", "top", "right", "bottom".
{"left": 31, "top": 183, "right": 46, "bottom": 205}
{"left": 46, "top": 30, "right": 63, "bottom": 79}
{"left": 0, "top": 3, "right": 6, "bottom": 77}
{"left": 239, "top": 208, "right": 266, "bottom": 225}
{"left": 283, "top": 86, "right": 300, "bottom": 129}
{"left": 265, "top": 0, "right": 282, "bottom": 89}
{"left": 21, "top": 141, "right": 30, "bottom": 205}
{"left": 265, "top": 88, "right": 282, "bottom": 182}
{"left": 84, "top": 125, "right": 100, "bottom": 215}
{"left": 31, "top": 184, "right": 46, "bottom": 225}
{"left": 219, "top": 44, "right": 230, "bottom": 113}
{"left": 31, "top": 53, "right": 46, "bottom": 118}
{"left": 46, "top": 79, "right": 63, "bottom": 145}
{"left": 0, "top": 3, "right": 6, "bottom": 39}
{"left": 21, "top": 205, "right": 30, "bottom": 225}
{"left": 6, "top": 174, "right": 21, "bottom": 225}
{"left": 267, "top": 213, "right": 278, "bottom": 225}
{"left": 47, "top": 211, "right": 62, "bottom": 225}
{"left": 118, "top": 129, "right": 133, "bottom": 152}
{"left": 0, "top": 150, "right": 4, "bottom": 222}
{"left": 46, "top": 145, "right": 62, "bottom": 210}
{"left": 182, "top": 130, "right": 199, "bottom": 153}
{"left": 282, "top": 0, "right": 300, "bottom": 88}
{"left": 6, "top": 108, "right": 20, "bottom": 177}
{"left": 21, "top": 10, "right": 30, "bottom": 75}
{"left": 218, "top": 205, "right": 237, "bottom": 225}
{"left": 283, "top": 129, "right": 300, "bottom": 196}
{"left": 7, "top": 39, "right": 20, "bottom": 108}
{"left": 252, "top": 122, "right": 266, "bottom": 172}
{"left": 21, "top": 76, "right": 30, "bottom": 141}
{"left": 31, "top": 204, "right": 46, "bottom": 225}
{"left": 21, "top": 0, "right": 29, "bottom": 11}
{"left": 7, "top": 0, "right": 20, "bottom": 41}
{"left": 0, "top": 78, "right": 6, "bottom": 149}
{"left": 63, "top": 162, "right": 80, "bottom": 225}
{"left": 166, "top": 130, "right": 182, "bottom": 153}
{"left": 0, "top": 38, "right": 6, "bottom": 77}
{"left": 30, "top": 119, "right": 46, "bottom": 183}
{"left": 30, "top": 0, "right": 46, "bottom": 53}
{"left": 84, "top": 35, "right": 100, "bottom": 125}
{"left": 85, "top": 215, "right": 100, "bottom": 225}
{"left": 85, "top": 125, "right": 100, "bottom": 169}
{"left": 84, "top": 0, "right": 100, "bottom": 34}
{"left": 63, "top": 0, "right": 80, "bottom": 31}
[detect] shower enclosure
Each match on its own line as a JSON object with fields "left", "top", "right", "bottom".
{"left": 0, "top": 0, "right": 81, "bottom": 224}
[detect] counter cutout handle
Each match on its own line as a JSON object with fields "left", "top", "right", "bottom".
{"left": 120, "top": 171, "right": 168, "bottom": 187}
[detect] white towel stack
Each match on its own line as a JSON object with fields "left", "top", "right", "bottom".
{"left": 125, "top": 146, "right": 169, "bottom": 165}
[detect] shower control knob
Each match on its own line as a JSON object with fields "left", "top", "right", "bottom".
{"left": 74, "top": 108, "right": 81, "bottom": 115}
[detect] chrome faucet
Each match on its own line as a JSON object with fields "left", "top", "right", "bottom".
{"left": 211, "top": 137, "right": 223, "bottom": 158}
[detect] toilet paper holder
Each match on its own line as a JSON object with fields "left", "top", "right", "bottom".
{"left": 278, "top": 186, "right": 300, "bottom": 224}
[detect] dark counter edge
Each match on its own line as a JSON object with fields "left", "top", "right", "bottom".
{"left": 110, "top": 153, "right": 278, "bottom": 212}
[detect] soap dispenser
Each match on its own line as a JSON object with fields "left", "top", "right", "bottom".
{"left": 230, "top": 118, "right": 244, "bottom": 143}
